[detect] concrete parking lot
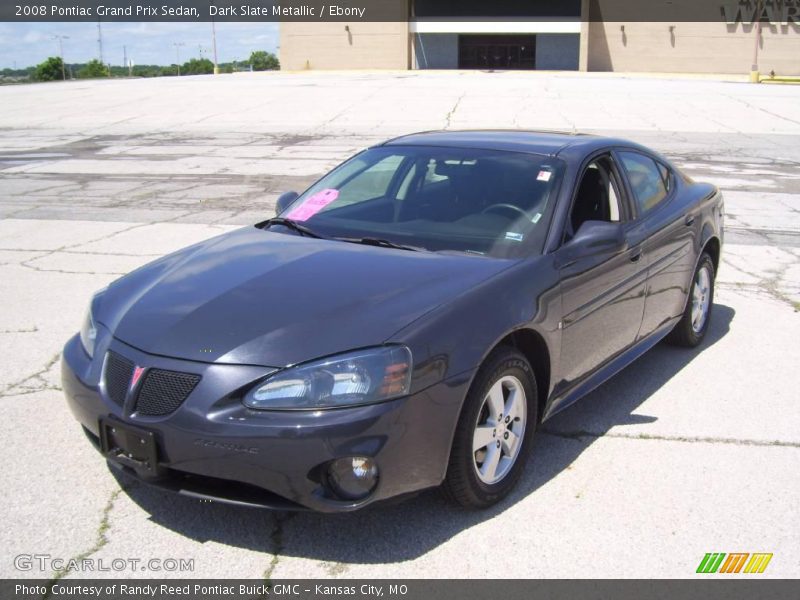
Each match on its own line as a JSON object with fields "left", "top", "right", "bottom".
{"left": 0, "top": 71, "right": 798, "bottom": 580}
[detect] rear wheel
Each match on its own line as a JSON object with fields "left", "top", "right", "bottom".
{"left": 442, "top": 347, "right": 537, "bottom": 508}
{"left": 666, "top": 252, "right": 715, "bottom": 347}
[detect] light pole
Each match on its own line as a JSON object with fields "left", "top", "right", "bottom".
{"left": 53, "top": 34, "right": 69, "bottom": 80}
{"left": 123, "top": 45, "right": 133, "bottom": 77}
{"left": 97, "top": 21, "right": 104, "bottom": 64}
{"left": 210, "top": 0, "right": 219, "bottom": 74}
{"left": 173, "top": 42, "right": 185, "bottom": 75}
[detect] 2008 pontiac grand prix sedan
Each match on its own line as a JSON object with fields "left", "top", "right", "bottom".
{"left": 62, "top": 131, "right": 723, "bottom": 511}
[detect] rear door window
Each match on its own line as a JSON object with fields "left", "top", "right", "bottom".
{"left": 619, "top": 151, "right": 670, "bottom": 215}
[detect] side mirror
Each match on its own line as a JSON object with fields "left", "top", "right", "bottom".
{"left": 275, "top": 191, "right": 299, "bottom": 215}
{"left": 562, "top": 220, "right": 627, "bottom": 261}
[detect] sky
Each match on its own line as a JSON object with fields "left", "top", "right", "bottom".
{"left": 0, "top": 22, "right": 279, "bottom": 69}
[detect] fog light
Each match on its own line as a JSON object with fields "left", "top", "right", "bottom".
{"left": 327, "top": 456, "right": 379, "bottom": 501}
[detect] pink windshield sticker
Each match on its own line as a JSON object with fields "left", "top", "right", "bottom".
{"left": 285, "top": 189, "right": 340, "bottom": 221}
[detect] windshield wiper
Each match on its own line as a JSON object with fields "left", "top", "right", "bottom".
{"left": 338, "top": 237, "right": 423, "bottom": 252}
{"left": 257, "top": 217, "right": 327, "bottom": 239}
{"left": 258, "top": 220, "right": 423, "bottom": 251}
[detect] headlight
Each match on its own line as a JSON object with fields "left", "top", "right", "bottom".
{"left": 79, "top": 289, "right": 105, "bottom": 358}
{"left": 244, "top": 346, "right": 412, "bottom": 410}
{"left": 79, "top": 306, "right": 97, "bottom": 358}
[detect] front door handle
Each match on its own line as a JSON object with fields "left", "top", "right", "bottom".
{"left": 630, "top": 251, "right": 642, "bottom": 263}
{"left": 685, "top": 214, "right": 696, "bottom": 226}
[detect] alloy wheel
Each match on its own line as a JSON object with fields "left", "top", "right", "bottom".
{"left": 472, "top": 375, "right": 527, "bottom": 484}
{"left": 691, "top": 265, "right": 712, "bottom": 333}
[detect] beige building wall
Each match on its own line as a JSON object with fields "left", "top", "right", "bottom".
{"left": 280, "top": 22, "right": 410, "bottom": 70}
{"left": 586, "top": 22, "right": 800, "bottom": 75}
{"left": 280, "top": 0, "right": 800, "bottom": 76}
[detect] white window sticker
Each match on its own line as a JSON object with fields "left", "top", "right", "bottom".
{"left": 504, "top": 232, "right": 524, "bottom": 242}
{"left": 537, "top": 170, "right": 552, "bottom": 182}
{"left": 531, "top": 212, "right": 542, "bottom": 223}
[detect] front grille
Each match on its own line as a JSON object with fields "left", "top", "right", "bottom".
{"left": 105, "top": 351, "right": 134, "bottom": 406}
{"left": 134, "top": 369, "right": 201, "bottom": 416}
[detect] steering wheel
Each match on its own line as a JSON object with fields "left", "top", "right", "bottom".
{"left": 481, "top": 203, "right": 529, "bottom": 219}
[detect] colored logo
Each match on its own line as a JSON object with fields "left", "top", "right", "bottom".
{"left": 696, "top": 552, "right": 773, "bottom": 574}
{"left": 130, "top": 366, "right": 146, "bottom": 391}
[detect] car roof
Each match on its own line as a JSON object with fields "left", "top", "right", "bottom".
{"left": 380, "top": 130, "right": 637, "bottom": 157}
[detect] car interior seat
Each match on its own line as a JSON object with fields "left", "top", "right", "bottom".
{"left": 571, "top": 168, "right": 609, "bottom": 234}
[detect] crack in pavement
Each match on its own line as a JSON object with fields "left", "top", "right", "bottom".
{"left": 722, "top": 249, "right": 800, "bottom": 311}
{"left": 541, "top": 428, "right": 800, "bottom": 448}
{"left": 262, "top": 512, "right": 296, "bottom": 586}
{"left": 1, "top": 386, "right": 62, "bottom": 398}
{"left": 14, "top": 209, "right": 197, "bottom": 276}
{"left": 1, "top": 352, "right": 60, "bottom": 397}
{"left": 307, "top": 86, "right": 387, "bottom": 137}
{"left": 42, "top": 485, "right": 130, "bottom": 599}
{"left": 15, "top": 222, "right": 150, "bottom": 274}
{"left": 20, "top": 265, "right": 128, "bottom": 275}
{"left": 444, "top": 93, "right": 465, "bottom": 130}
{"left": 61, "top": 250, "right": 161, "bottom": 258}
{"left": 724, "top": 92, "right": 800, "bottom": 128}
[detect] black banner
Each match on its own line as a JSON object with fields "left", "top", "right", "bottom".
{"left": 2, "top": 580, "right": 800, "bottom": 600}
{"left": 2, "top": 0, "right": 800, "bottom": 23}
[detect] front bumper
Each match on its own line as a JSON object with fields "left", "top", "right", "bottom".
{"left": 61, "top": 334, "right": 470, "bottom": 512}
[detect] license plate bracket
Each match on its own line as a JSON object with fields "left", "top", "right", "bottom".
{"left": 99, "top": 416, "right": 160, "bottom": 475}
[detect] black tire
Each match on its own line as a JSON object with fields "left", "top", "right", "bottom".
{"left": 666, "top": 252, "right": 715, "bottom": 348}
{"left": 442, "top": 347, "right": 538, "bottom": 509}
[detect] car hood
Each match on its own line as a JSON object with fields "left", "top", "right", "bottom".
{"left": 97, "top": 226, "right": 513, "bottom": 367}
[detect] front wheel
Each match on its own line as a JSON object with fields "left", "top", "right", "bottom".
{"left": 666, "top": 252, "right": 715, "bottom": 347}
{"left": 442, "top": 347, "right": 537, "bottom": 509}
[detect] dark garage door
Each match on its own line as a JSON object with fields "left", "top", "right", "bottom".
{"left": 458, "top": 35, "right": 536, "bottom": 70}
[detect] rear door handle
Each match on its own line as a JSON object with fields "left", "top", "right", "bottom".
{"left": 685, "top": 215, "right": 696, "bottom": 226}
{"left": 630, "top": 251, "right": 642, "bottom": 263}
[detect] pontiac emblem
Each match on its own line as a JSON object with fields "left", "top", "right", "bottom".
{"left": 130, "top": 366, "right": 146, "bottom": 391}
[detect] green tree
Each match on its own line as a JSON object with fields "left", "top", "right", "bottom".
{"left": 182, "top": 58, "right": 214, "bottom": 75}
{"left": 2, "top": 66, "right": 33, "bottom": 77}
{"left": 132, "top": 65, "right": 168, "bottom": 77}
{"left": 249, "top": 51, "right": 279, "bottom": 71}
{"left": 78, "top": 59, "right": 109, "bottom": 79}
{"left": 34, "top": 56, "right": 65, "bottom": 81}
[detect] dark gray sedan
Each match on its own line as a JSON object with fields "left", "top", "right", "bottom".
{"left": 62, "top": 131, "right": 723, "bottom": 511}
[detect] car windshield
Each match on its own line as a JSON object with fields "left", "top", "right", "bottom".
{"left": 278, "top": 146, "right": 564, "bottom": 258}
